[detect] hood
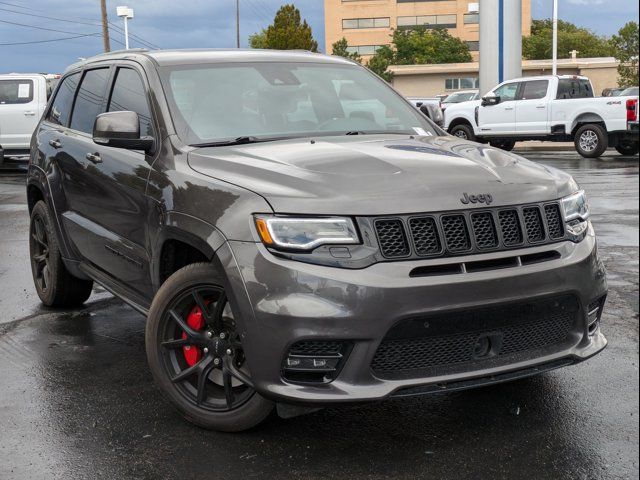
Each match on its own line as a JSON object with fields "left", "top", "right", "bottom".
{"left": 187, "top": 135, "right": 576, "bottom": 215}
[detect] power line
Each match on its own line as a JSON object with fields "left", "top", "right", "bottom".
{"left": 0, "top": 33, "right": 98, "bottom": 46}
{"left": 0, "top": 5, "right": 160, "bottom": 50}
{"left": 0, "top": 18, "right": 100, "bottom": 36}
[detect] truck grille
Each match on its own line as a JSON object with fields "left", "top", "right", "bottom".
{"left": 370, "top": 202, "right": 565, "bottom": 260}
{"left": 371, "top": 295, "right": 579, "bottom": 379}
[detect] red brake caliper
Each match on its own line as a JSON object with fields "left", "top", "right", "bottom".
{"left": 182, "top": 305, "right": 205, "bottom": 366}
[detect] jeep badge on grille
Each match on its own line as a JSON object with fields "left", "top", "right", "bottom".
{"left": 460, "top": 192, "right": 493, "bottom": 205}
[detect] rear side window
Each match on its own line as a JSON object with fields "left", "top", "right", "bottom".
{"left": 0, "top": 79, "right": 33, "bottom": 104}
{"left": 521, "top": 80, "right": 549, "bottom": 100}
{"left": 108, "top": 68, "right": 153, "bottom": 136}
{"left": 557, "top": 79, "right": 594, "bottom": 99}
{"left": 47, "top": 73, "right": 80, "bottom": 126}
{"left": 70, "top": 68, "right": 110, "bottom": 134}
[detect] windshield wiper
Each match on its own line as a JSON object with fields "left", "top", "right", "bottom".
{"left": 191, "top": 136, "right": 268, "bottom": 148}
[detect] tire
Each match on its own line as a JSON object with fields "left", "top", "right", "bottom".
{"left": 146, "top": 262, "right": 274, "bottom": 432}
{"left": 29, "top": 200, "right": 93, "bottom": 307}
{"left": 615, "top": 143, "right": 639, "bottom": 156}
{"left": 489, "top": 139, "right": 516, "bottom": 152}
{"left": 450, "top": 124, "right": 476, "bottom": 142}
{"left": 574, "top": 124, "right": 608, "bottom": 158}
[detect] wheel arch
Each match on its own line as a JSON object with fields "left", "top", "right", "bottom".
{"left": 571, "top": 113, "right": 606, "bottom": 136}
{"left": 447, "top": 116, "right": 475, "bottom": 133}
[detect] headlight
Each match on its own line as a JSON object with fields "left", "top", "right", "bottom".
{"left": 254, "top": 215, "right": 360, "bottom": 251}
{"left": 561, "top": 190, "right": 590, "bottom": 239}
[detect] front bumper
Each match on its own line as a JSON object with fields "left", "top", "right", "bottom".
{"left": 219, "top": 226, "right": 607, "bottom": 405}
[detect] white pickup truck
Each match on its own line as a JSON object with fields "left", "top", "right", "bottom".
{"left": 0, "top": 73, "right": 59, "bottom": 167}
{"left": 444, "top": 75, "right": 639, "bottom": 158}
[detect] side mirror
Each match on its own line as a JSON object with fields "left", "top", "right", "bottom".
{"left": 93, "top": 111, "right": 154, "bottom": 153}
{"left": 481, "top": 94, "right": 501, "bottom": 107}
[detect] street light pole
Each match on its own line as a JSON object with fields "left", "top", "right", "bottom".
{"left": 116, "top": 6, "right": 134, "bottom": 50}
{"left": 236, "top": 0, "right": 240, "bottom": 48}
{"left": 552, "top": 0, "right": 558, "bottom": 75}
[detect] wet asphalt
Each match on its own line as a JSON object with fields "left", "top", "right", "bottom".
{"left": 0, "top": 151, "right": 638, "bottom": 480}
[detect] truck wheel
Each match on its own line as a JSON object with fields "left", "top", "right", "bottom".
{"left": 146, "top": 262, "right": 274, "bottom": 432}
{"left": 489, "top": 140, "right": 516, "bottom": 152}
{"left": 29, "top": 201, "right": 93, "bottom": 307}
{"left": 574, "top": 124, "right": 608, "bottom": 158}
{"left": 450, "top": 124, "right": 476, "bottom": 142}
{"left": 615, "top": 143, "right": 639, "bottom": 156}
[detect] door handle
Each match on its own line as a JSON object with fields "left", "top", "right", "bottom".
{"left": 85, "top": 152, "right": 102, "bottom": 164}
{"left": 24, "top": 111, "right": 36, "bottom": 116}
{"left": 536, "top": 105, "right": 546, "bottom": 109}
{"left": 505, "top": 107, "right": 514, "bottom": 111}
{"left": 48, "top": 139, "right": 62, "bottom": 149}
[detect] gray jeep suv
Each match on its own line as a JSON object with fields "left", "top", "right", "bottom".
{"left": 26, "top": 49, "right": 607, "bottom": 431}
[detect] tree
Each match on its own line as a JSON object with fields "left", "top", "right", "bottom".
{"left": 260, "top": 4, "right": 318, "bottom": 52}
{"left": 331, "top": 37, "right": 361, "bottom": 63}
{"left": 365, "top": 27, "right": 472, "bottom": 82}
{"left": 249, "top": 29, "right": 268, "bottom": 49}
{"left": 523, "top": 19, "right": 614, "bottom": 60}
{"left": 612, "top": 22, "right": 639, "bottom": 87}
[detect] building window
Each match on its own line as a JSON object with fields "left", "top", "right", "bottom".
{"left": 346, "top": 45, "right": 385, "bottom": 56}
{"left": 397, "top": 15, "right": 457, "bottom": 29}
{"left": 466, "top": 41, "right": 479, "bottom": 51}
{"left": 445, "top": 77, "right": 480, "bottom": 90}
{"left": 343, "top": 17, "right": 390, "bottom": 29}
{"left": 464, "top": 13, "right": 479, "bottom": 24}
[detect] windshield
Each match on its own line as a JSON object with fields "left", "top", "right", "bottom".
{"left": 159, "top": 62, "right": 439, "bottom": 145}
{"left": 443, "top": 92, "right": 477, "bottom": 104}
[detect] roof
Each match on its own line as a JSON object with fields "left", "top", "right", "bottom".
{"left": 69, "top": 48, "right": 354, "bottom": 70}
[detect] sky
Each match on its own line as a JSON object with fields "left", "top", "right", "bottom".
{"left": 0, "top": 0, "right": 637, "bottom": 73}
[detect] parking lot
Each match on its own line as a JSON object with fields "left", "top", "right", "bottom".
{"left": 0, "top": 151, "right": 638, "bottom": 480}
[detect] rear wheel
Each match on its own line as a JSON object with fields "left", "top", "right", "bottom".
{"left": 489, "top": 139, "right": 516, "bottom": 151}
{"left": 450, "top": 124, "right": 476, "bottom": 142}
{"left": 29, "top": 200, "right": 93, "bottom": 307}
{"left": 146, "top": 262, "right": 273, "bottom": 432}
{"left": 574, "top": 124, "right": 608, "bottom": 158}
{"left": 615, "top": 143, "right": 639, "bottom": 156}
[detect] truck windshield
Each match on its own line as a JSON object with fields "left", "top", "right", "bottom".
{"left": 159, "top": 62, "right": 440, "bottom": 145}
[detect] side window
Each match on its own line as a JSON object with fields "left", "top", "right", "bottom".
{"left": 493, "top": 82, "right": 519, "bottom": 102}
{"left": 557, "top": 79, "right": 594, "bottom": 99}
{"left": 70, "top": 68, "right": 110, "bottom": 134}
{"left": 521, "top": 80, "right": 549, "bottom": 100}
{"left": 47, "top": 73, "right": 80, "bottom": 126}
{"left": 108, "top": 68, "right": 153, "bottom": 136}
{"left": 0, "top": 79, "right": 34, "bottom": 104}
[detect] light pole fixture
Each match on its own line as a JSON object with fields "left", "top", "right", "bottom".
{"left": 116, "top": 6, "right": 134, "bottom": 50}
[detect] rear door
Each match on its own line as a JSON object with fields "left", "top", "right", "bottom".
{"left": 477, "top": 81, "right": 520, "bottom": 134}
{"left": 0, "top": 76, "right": 41, "bottom": 150}
{"left": 515, "top": 79, "right": 550, "bottom": 134}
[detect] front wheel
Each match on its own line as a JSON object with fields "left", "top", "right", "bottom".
{"left": 146, "top": 262, "right": 273, "bottom": 432}
{"left": 450, "top": 124, "right": 476, "bottom": 142}
{"left": 615, "top": 143, "right": 639, "bottom": 156}
{"left": 574, "top": 124, "right": 608, "bottom": 158}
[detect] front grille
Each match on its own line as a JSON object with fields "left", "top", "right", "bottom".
{"left": 374, "top": 219, "right": 410, "bottom": 258}
{"left": 370, "top": 202, "right": 565, "bottom": 260}
{"left": 371, "top": 295, "right": 579, "bottom": 379}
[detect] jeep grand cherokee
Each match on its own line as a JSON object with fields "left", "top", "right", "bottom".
{"left": 27, "top": 50, "right": 607, "bottom": 432}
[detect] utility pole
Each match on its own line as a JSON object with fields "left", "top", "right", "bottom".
{"left": 236, "top": 0, "right": 240, "bottom": 48}
{"left": 552, "top": 0, "right": 558, "bottom": 75}
{"left": 100, "top": 0, "right": 111, "bottom": 52}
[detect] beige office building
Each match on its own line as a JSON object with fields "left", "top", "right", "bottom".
{"left": 324, "top": 0, "right": 532, "bottom": 61}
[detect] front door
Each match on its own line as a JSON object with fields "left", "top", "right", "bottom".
{"left": 477, "top": 81, "right": 520, "bottom": 135}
